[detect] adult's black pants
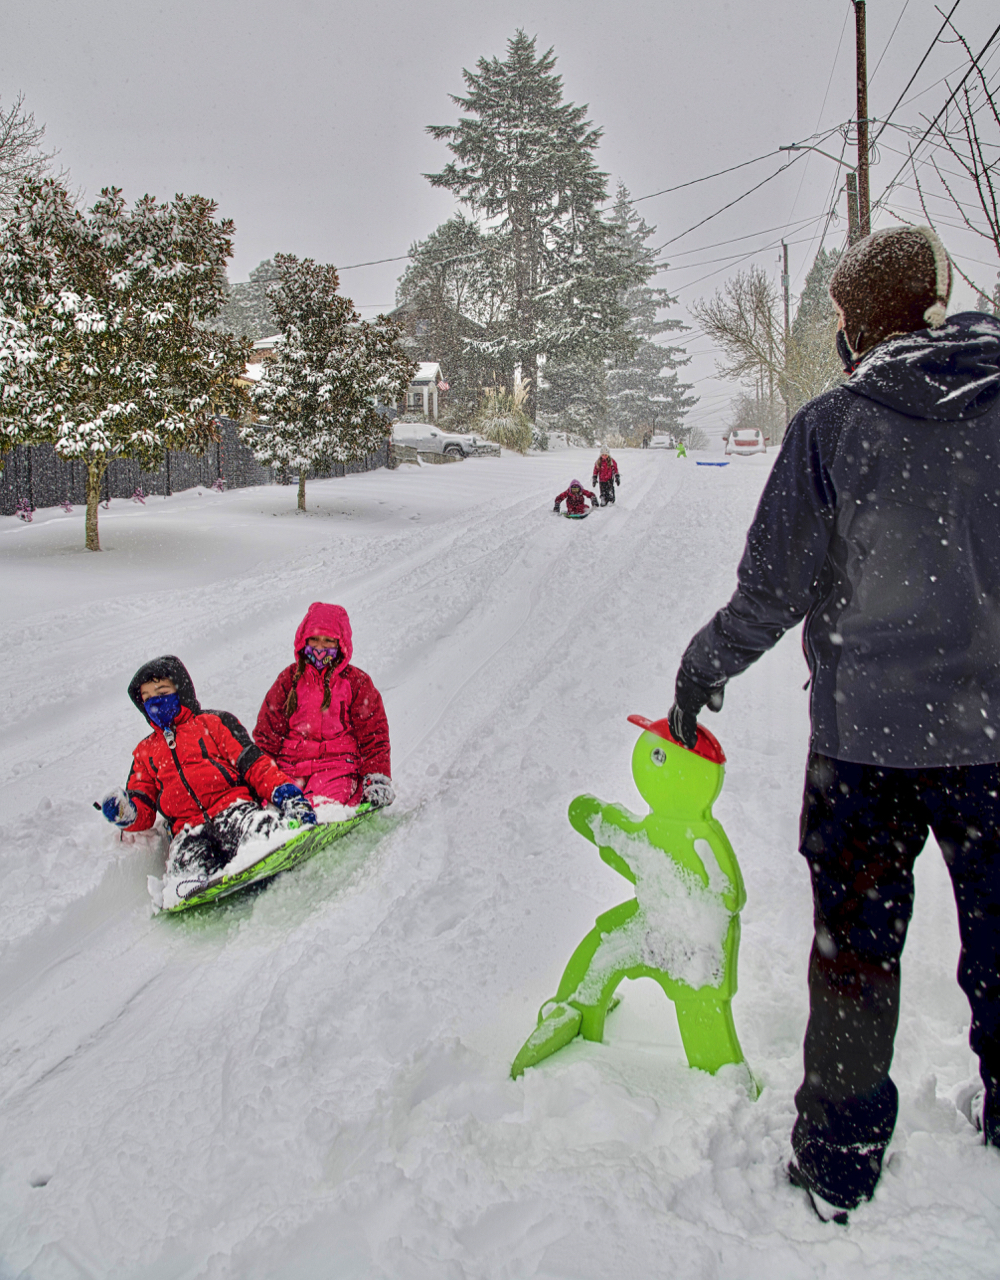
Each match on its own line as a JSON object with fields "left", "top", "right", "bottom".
{"left": 793, "top": 753, "right": 1000, "bottom": 1207}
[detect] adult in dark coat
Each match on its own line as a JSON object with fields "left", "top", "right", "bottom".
{"left": 667, "top": 224, "right": 1000, "bottom": 1219}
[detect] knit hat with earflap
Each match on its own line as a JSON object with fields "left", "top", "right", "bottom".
{"left": 828, "top": 225, "right": 952, "bottom": 360}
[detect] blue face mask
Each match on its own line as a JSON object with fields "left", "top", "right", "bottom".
{"left": 145, "top": 692, "right": 182, "bottom": 730}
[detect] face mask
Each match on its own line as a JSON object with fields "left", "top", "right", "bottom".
{"left": 305, "top": 644, "right": 339, "bottom": 670}
{"left": 145, "top": 692, "right": 181, "bottom": 730}
{"left": 836, "top": 327, "right": 860, "bottom": 374}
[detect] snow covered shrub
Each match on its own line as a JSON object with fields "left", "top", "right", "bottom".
{"left": 211, "top": 477, "right": 225, "bottom": 492}
{"left": 15, "top": 497, "right": 33, "bottom": 521}
{"left": 131, "top": 487, "right": 146, "bottom": 504}
{"left": 60, "top": 497, "right": 73, "bottom": 513}
{"left": 472, "top": 387, "right": 533, "bottom": 455}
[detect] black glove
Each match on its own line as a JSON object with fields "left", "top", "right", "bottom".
{"left": 669, "top": 668, "right": 725, "bottom": 749}
{"left": 615, "top": 474, "right": 620, "bottom": 485}
{"left": 553, "top": 503, "right": 560, "bottom": 513}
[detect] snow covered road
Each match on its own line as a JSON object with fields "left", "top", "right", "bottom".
{"left": 1, "top": 450, "right": 998, "bottom": 1278}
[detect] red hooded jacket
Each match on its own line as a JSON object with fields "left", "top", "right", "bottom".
{"left": 254, "top": 603, "right": 391, "bottom": 805}
{"left": 124, "top": 656, "right": 291, "bottom": 835}
{"left": 592, "top": 454, "right": 619, "bottom": 483}
{"left": 555, "top": 485, "right": 598, "bottom": 515}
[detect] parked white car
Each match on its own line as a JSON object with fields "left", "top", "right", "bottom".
{"left": 392, "top": 421, "right": 497, "bottom": 458}
{"left": 648, "top": 434, "right": 675, "bottom": 450}
{"left": 725, "top": 428, "right": 767, "bottom": 456}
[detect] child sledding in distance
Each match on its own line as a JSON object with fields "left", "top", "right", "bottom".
{"left": 553, "top": 480, "right": 599, "bottom": 515}
{"left": 592, "top": 447, "right": 620, "bottom": 505}
{"left": 100, "top": 656, "right": 317, "bottom": 878}
{"left": 254, "top": 602, "right": 393, "bottom": 810}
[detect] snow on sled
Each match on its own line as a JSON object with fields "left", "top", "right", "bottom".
{"left": 157, "top": 804, "right": 377, "bottom": 914}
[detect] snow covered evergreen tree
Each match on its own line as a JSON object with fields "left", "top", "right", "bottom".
{"left": 785, "top": 248, "right": 844, "bottom": 415}
{"left": 241, "top": 254, "right": 415, "bottom": 511}
{"left": 426, "top": 31, "right": 643, "bottom": 420}
{"left": 214, "top": 258, "right": 279, "bottom": 340}
{"left": 0, "top": 180, "right": 249, "bottom": 549}
{"left": 395, "top": 216, "right": 507, "bottom": 418}
{"left": 605, "top": 185, "right": 697, "bottom": 441}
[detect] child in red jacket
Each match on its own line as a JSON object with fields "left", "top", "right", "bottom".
{"left": 592, "top": 448, "right": 620, "bottom": 505}
{"left": 254, "top": 602, "right": 393, "bottom": 809}
{"left": 553, "top": 480, "right": 599, "bottom": 515}
{"left": 100, "top": 655, "right": 316, "bottom": 878}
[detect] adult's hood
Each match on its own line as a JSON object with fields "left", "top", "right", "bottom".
{"left": 128, "top": 655, "right": 201, "bottom": 722}
{"left": 844, "top": 311, "right": 1000, "bottom": 422}
{"left": 294, "top": 602, "right": 353, "bottom": 669}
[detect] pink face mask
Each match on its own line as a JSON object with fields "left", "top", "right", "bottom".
{"left": 304, "top": 644, "right": 339, "bottom": 670}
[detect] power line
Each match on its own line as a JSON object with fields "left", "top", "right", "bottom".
{"left": 652, "top": 153, "right": 808, "bottom": 255}
{"left": 870, "top": 0, "right": 913, "bottom": 84}
{"left": 873, "top": 17, "right": 1000, "bottom": 211}
{"left": 870, "top": 0, "right": 963, "bottom": 148}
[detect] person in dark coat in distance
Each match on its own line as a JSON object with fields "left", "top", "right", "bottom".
{"left": 666, "top": 224, "right": 1000, "bottom": 1221}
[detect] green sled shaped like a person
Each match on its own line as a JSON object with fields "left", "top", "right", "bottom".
{"left": 511, "top": 713, "right": 751, "bottom": 1083}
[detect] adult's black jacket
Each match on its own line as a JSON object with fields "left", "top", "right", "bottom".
{"left": 680, "top": 312, "right": 1000, "bottom": 767}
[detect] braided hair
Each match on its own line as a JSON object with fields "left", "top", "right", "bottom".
{"left": 283, "top": 651, "right": 337, "bottom": 716}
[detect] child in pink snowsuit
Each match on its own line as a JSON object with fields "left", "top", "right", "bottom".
{"left": 254, "top": 603, "right": 393, "bottom": 808}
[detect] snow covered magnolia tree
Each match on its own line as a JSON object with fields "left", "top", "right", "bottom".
{"left": 0, "top": 180, "right": 249, "bottom": 549}
{"left": 241, "top": 254, "right": 415, "bottom": 511}
{"left": 426, "top": 31, "right": 644, "bottom": 420}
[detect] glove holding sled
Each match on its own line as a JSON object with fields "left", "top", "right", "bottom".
{"left": 362, "top": 773, "right": 395, "bottom": 808}
{"left": 272, "top": 782, "right": 318, "bottom": 826}
{"left": 101, "top": 787, "right": 138, "bottom": 829}
{"left": 668, "top": 668, "right": 725, "bottom": 750}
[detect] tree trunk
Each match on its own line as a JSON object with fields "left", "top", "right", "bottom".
{"left": 297, "top": 470, "right": 306, "bottom": 511}
{"left": 85, "top": 459, "right": 106, "bottom": 551}
{"left": 523, "top": 352, "right": 538, "bottom": 424}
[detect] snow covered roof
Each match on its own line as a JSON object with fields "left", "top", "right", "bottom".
{"left": 252, "top": 335, "right": 282, "bottom": 352}
{"left": 410, "top": 361, "right": 442, "bottom": 385}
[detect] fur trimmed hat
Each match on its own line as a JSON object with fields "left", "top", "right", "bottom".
{"left": 828, "top": 225, "right": 952, "bottom": 357}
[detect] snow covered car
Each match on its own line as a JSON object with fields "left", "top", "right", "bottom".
{"left": 725, "top": 428, "right": 767, "bottom": 456}
{"left": 392, "top": 422, "right": 497, "bottom": 458}
{"left": 647, "top": 434, "right": 674, "bottom": 449}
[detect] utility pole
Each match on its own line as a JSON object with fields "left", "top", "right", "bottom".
{"left": 854, "top": 1, "right": 871, "bottom": 237}
{"left": 846, "top": 172, "right": 861, "bottom": 245}
{"left": 781, "top": 241, "right": 792, "bottom": 433}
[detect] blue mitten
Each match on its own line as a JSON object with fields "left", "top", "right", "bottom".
{"left": 272, "top": 782, "right": 318, "bottom": 826}
{"left": 101, "top": 787, "right": 137, "bottom": 829}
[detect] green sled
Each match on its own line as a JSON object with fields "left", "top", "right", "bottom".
{"left": 161, "top": 804, "right": 376, "bottom": 914}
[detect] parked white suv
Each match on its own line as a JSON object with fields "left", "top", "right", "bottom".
{"left": 725, "top": 428, "right": 767, "bottom": 456}
{"left": 392, "top": 421, "right": 495, "bottom": 457}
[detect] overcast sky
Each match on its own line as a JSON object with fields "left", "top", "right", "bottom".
{"left": 4, "top": 0, "right": 998, "bottom": 437}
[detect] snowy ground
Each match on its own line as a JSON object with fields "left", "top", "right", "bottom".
{"left": 1, "top": 449, "right": 998, "bottom": 1279}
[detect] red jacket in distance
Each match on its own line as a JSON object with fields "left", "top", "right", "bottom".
{"left": 592, "top": 455, "right": 619, "bottom": 483}
{"left": 126, "top": 705, "right": 290, "bottom": 835}
{"left": 254, "top": 602, "right": 391, "bottom": 805}
{"left": 555, "top": 486, "right": 598, "bottom": 515}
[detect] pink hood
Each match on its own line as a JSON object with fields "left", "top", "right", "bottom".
{"left": 294, "top": 603, "right": 353, "bottom": 672}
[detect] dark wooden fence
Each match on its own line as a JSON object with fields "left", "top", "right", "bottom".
{"left": 0, "top": 418, "right": 391, "bottom": 516}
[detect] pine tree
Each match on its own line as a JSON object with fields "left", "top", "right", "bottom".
{"left": 0, "top": 180, "right": 249, "bottom": 549}
{"left": 605, "top": 185, "right": 697, "bottom": 440}
{"left": 395, "top": 215, "right": 508, "bottom": 417}
{"left": 241, "top": 254, "right": 415, "bottom": 510}
{"left": 426, "top": 31, "right": 642, "bottom": 420}
{"left": 785, "top": 248, "right": 843, "bottom": 415}
{"left": 214, "top": 258, "right": 279, "bottom": 340}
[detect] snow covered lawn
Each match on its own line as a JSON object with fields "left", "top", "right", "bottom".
{"left": 1, "top": 449, "right": 998, "bottom": 1278}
